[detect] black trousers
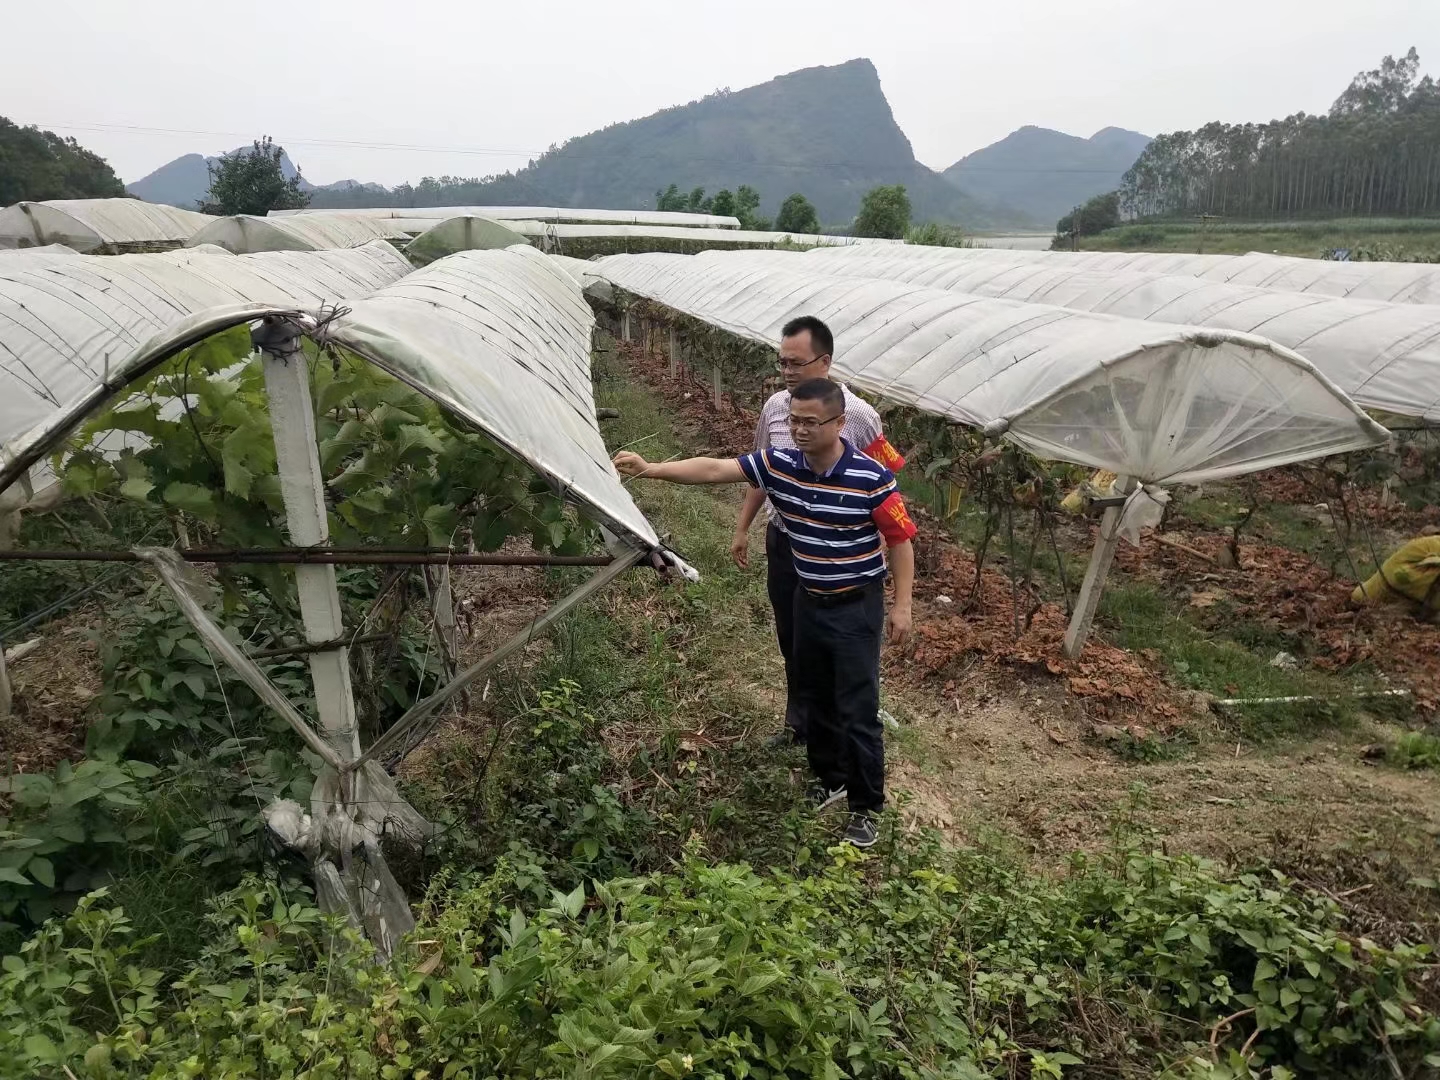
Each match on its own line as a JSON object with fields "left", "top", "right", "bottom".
{"left": 793, "top": 581, "right": 886, "bottom": 815}
{"left": 765, "top": 522, "right": 809, "bottom": 740}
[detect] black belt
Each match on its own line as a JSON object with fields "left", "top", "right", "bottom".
{"left": 802, "top": 579, "right": 882, "bottom": 607}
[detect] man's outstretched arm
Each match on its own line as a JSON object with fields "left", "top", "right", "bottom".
{"left": 614, "top": 451, "right": 747, "bottom": 486}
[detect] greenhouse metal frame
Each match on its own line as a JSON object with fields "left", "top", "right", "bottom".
{"left": 0, "top": 245, "right": 689, "bottom": 956}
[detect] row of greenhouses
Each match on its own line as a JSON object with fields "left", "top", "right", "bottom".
{"left": 5, "top": 212, "right": 1438, "bottom": 947}
{"left": 0, "top": 198, "right": 893, "bottom": 258}
{"left": 5, "top": 208, "right": 1438, "bottom": 504}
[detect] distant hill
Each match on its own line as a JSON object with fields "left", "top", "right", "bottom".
{"left": 309, "top": 59, "right": 1026, "bottom": 227}
{"left": 942, "top": 126, "right": 1150, "bottom": 226}
{"left": 127, "top": 146, "right": 315, "bottom": 208}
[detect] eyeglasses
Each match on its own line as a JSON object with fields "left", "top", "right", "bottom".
{"left": 777, "top": 353, "right": 830, "bottom": 372}
{"left": 786, "top": 413, "right": 843, "bottom": 430}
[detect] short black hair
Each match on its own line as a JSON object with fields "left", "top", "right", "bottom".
{"left": 791, "top": 378, "right": 844, "bottom": 412}
{"left": 781, "top": 315, "right": 834, "bottom": 358}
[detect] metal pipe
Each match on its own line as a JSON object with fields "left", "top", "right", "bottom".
{"left": 0, "top": 549, "right": 615, "bottom": 567}
{"left": 352, "top": 547, "right": 646, "bottom": 772}
{"left": 1211, "top": 689, "right": 1411, "bottom": 709}
{"left": 247, "top": 632, "right": 392, "bottom": 660}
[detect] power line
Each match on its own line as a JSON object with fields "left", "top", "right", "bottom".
{"left": 33, "top": 120, "right": 544, "bottom": 158}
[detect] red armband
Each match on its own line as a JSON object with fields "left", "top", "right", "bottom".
{"left": 863, "top": 434, "right": 906, "bottom": 472}
{"left": 873, "top": 492, "right": 918, "bottom": 545}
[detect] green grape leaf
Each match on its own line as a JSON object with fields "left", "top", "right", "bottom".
{"left": 119, "top": 474, "right": 155, "bottom": 503}
{"left": 371, "top": 403, "right": 423, "bottom": 435}
{"left": 164, "top": 482, "right": 219, "bottom": 523}
{"left": 422, "top": 504, "right": 460, "bottom": 547}
{"left": 320, "top": 418, "right": 369, "bottom": 473}
{"left": 396, "top": 424, "right": 445, "bottom": 464}
{"left": 345, "top": 485, "right": 392, "bottom": 515}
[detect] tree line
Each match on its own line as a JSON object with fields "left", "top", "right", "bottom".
{"left": 654, "top": 182, "right": 937, "bottom": 241}
{"left": 0, "top": 117, "right": 125, "bottom": 205}
{"left": 1121, "top": 48, "right": 1440, "bottom": 219}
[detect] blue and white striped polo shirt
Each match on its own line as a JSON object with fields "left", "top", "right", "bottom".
{"left": 737, "top": 440, "right": 916, "bottom": 594}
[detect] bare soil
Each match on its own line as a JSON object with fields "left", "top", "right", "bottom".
{"left": 2, "top": 607, "right": 102, "bottom": 774}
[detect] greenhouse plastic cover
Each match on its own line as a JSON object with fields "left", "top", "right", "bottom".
{"left": 489, "top": 222, "right": 899, "bottom": 251}
{"left": 272, "top": 205, "right": 744, "bottom": 229}
{"left": 800, "top": 247, "right": 1440, "bottom": 423}
{"left": 404, "top": 216, "right": 530, "bottom": 264}
{"left": 0, "top": 246, "right": 663, "bottom": 555}
{"left": 841, "top": 244, "right": 1440, "bottom": 306}
{"left": 406, "top": 216, "right": 896, "bottom": 261}
{"left": 0, "top": 240, "right": 412, "bottom": 451}
{"left": 0, "top": 244, "right": 78, "bottom": 259}
{"left": 323, "top": 247, "right": 659, "bottom": 548}
{"left": 186, "top": 214, "right": 410, "bottom": 254}
{"left": 0, "top": 199, "right": 213, "bottom": 252}
{"left": 1054, "top": 250, "right": 1440, "bottom": 305}
{"left": 583, "top": 253, "right": 1387, "bottom": 517}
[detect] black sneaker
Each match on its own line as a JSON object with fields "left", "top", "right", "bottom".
{"left": 843, "top": 814, "right": 878, "bottom": 849}
{"left": 808, "top": 782, "right": 848, "bottom": 812}
{"left": 764, "top": 729, "right": 806, "bottom": 750}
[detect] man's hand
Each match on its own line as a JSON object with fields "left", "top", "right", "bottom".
{"left": 887, "top": 603, "right": 912, "bottom": 646}
{"left": 613, "top": 451, "right": 650, "bottom": 477}
{"left": 731, "top": 529, "right": 750, "bottom": 569}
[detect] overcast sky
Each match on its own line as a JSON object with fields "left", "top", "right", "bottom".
{"left": 5, "top": 0, "right": 1438, "bottom": 187}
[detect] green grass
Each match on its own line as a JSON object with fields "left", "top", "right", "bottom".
{"left": 1096, "top": 581, "right": 1378, "bottom": 740}
{"left": 1079, "top": 216, "right": 1440, "bottom": 257}
{"left": 1171, "top": 490, "right": 1383, "bottom": 579}
{"left": 1388, "top": 730, "right": 1440, "bottom": 771}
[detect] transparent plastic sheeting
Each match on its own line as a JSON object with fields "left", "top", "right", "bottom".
{"left": 0, "top": 199, "right": 213, "bottom": 252}
{"left": 0, "top": 247, "right": 661, "bottom": 555}
{"left": 583, "top": 253, "right": 1388, "bottom": 492}
{"left": 404, "top": 217, "right": 530, "bottom": 264}
{"left": 822, "top": 243, "right": 1440, "bottom": 306}
{"left": 272, "top": 205, "right": 745, "bottom": 230}
{"left": 185, "top": 214, "right": 411, "bottom": 253}
{"left": 323, "top": 247, "right": 659, "bottom": 549}
{"left": 797, "top": 247, "right": 1440, "bottom": 423}
{"left": 0, "top": 240, "right": 413, "bottom": 449}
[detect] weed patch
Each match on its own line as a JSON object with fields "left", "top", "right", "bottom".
{"left": 1388, "top": 731, "right": 1440, "bottom": 771}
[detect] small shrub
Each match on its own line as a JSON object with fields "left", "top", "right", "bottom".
{"left": 1388, "top": 731, "right": 1440, "bottom": 771}
{"left": 906, "top": 222, "right": 971, "bottom": 247}
{"left": 484, "top": 679, "right": 654, "bottom": 893}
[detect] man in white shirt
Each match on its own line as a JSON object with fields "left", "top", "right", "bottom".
{"left": 730, "top": 315, "right": 906, "bottom": 749}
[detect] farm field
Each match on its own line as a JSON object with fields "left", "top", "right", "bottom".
{"left": 610, "top": 335, "right": 1440, "bottom": 852}
{"left": 1076, "top": 217, "right": 1440, "bottom": 257}
{"left": 2, "top": 326, "right": 1439, "bottom": 1077}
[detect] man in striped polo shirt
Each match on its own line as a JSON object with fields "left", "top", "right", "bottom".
{"left": 731, "top": 315, "right": 905, "bottom": 751}
{"left": 614, "top": 378, "right": 916, "bottom": 849}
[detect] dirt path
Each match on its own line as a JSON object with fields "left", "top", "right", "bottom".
{"left": 886, "top": 664, "right": 1440, "bottom": 858}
